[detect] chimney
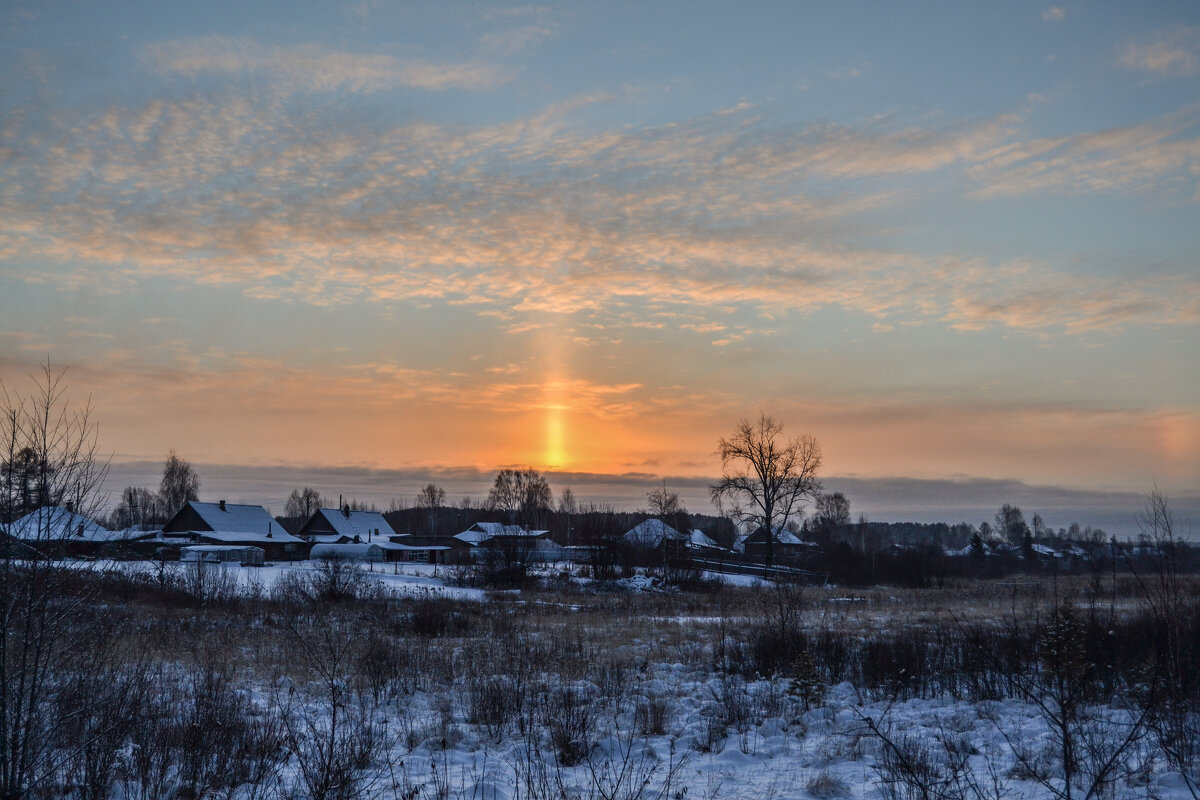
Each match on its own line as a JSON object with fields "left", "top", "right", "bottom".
{"left": 267, "top": 522, "right": 273, "bottom": 539}
{"left": 65, "top": 500, "right": 75, "bottom": 514}
{"left": 343, "top": 504, "right": 351, "bottom": 519}
{"left": 76, "top": 523, "right": 85, "bottom": 537}
{"left": 219, "top": 499, "right": 226, "bottom": 512}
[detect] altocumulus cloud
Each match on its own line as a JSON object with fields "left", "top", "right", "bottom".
{"left": 142, "top": 36, "right": 511, "bottom": 92}
{"left": 2, "top": 77, "right": 1198, "bottom": 337}
{"left": 1119, "top": 26, "right": 1199, "bottom": 77}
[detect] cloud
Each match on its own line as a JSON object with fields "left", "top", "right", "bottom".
{"left": 142, "top": 36, "right": 510, "bottom": 91}
{"left": 480, "top": 25, "right": 554, "bottom": 55}
{"left": 1041, "top": 7, "right": 1066, "bottom": 22}
{"left": 941, "top": 265, "right": 1200, "bottom": 333}
{"left": 1, "top": 86, "right": 1197, "bottom": 337}
{"left": 1118, "top": 26, "right": 1199, "bottom": 76}
{"left": 968, "top": 113, "right": 1200, "bottom": 199}
{"left": 827, "top": 62, "right": 870, "bottom": 80}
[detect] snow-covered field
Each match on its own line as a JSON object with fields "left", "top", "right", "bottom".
{"left": 367, "top": 678, "right": 1190, "bottom": 800}
{"left": 43, "top": 560, "right": 1200, "bottom": 800}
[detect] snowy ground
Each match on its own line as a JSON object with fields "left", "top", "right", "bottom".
{"left": 72, "top": 557, "right": 767, "bottom": 599}
{"left": 276, "top": 670, "right": 1189, "bottom": 800}
{"left": 57, "top": 559, "right": 1196, "bottom": 800}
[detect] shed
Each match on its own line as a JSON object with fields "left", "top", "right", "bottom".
{"left": 181, "top": 544, "right": 265, "bottom": 566}
{"left": 184, "top": 530, "right": 308, "bottom": 562}
{"left": 309, "top": 542, "right": 384, "bottom": 562}
{"left": 384, "top": 534, "right": 469, "bottom": 564}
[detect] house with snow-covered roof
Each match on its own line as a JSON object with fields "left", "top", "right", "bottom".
{"left": 8, "top": 505, "right": 110, "bottom": 542}
{"left": 297, "top": 507, "right": 396, "bottom": 544}
{"left": 622, "top": 518, "right": 687, "bottom": 549}
{"left": 738, "top": 525, "right": 820, "bottom": 562}
{"left": 454, "top": 521, "right": 562, "bottom": 562}
{"left": 5, "top": 505, "right": 154, "bottom": 558}
{"left": 455, "top": 521, "right": 548, "bottom": 546}
{"left": 162, "top": 500, "right": 308, "bottom": 561}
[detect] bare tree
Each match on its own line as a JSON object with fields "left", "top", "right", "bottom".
{"left": 1132, "top": 488, "right": 1200, "bottom": 795}
{"left": 711, "top": 413, "right": 822, "bottom": 567}
{"left": 646, "top": 481, "right": 682, "bottom": 519}
{"left": 995, "top": 503, "right": 1029, "bottom": 548}
{"left": 487, "top": 467, "right": 552, "bottom": 527}
{"left": 415, "top": 483, "right": 446, "bottom": 536}
{"left": 557, "top": 487, "right": 577, "bottom": 516}
{"left": 1, "top": 360, "right": 109, "bottom": 797}
{"left": 158, "top": 449, "right": 200, "bottom": 519}
{"left": 285, "top": 487, "right": 324, "bottom": 520}
{"left": 416, "top": 483, "right": 446, "bottom": 510}
{"left": 108, "top": 486, "right": 160, "bottom": 530}
{"left": 486, "top": 470, "right": 519, "bottom": 520}
{"left": 813, "top": 491, "right": 851, "bottom": 529}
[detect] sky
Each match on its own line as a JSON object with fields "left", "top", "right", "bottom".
{"left": 2, "top": 1, "right": 1199, "bottom": 528}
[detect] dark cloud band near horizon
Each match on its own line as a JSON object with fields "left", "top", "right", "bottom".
{"left": 101, "top": 461, "right": 1198, "bottom": 540}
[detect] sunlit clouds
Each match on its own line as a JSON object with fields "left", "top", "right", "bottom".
{"left": 4, "top": 94, "right": 1197, "bottom": 330}
{"left": 1119, "top": 26, "right": 1199, "bottom": 77}
{"left": 2, "top": 1, "right": 1199, "bottom": 497}
{"left": 143, "top": 37, "right": 511, "bottom": 92}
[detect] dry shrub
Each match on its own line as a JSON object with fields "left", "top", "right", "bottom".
{"left": 634, "top": 694, "right": 671, "bottom": 737}
{"left": 807, "top": 771, "right": 851, "bottom": 799}
{"left": 542, "top": 686, "right": 596, "bottom": 767}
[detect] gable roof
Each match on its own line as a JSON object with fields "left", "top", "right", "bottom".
{"left": 170, "top": 501, "right": 284, "bottom": 537}
{"left": 7, "top": 506, "right": 110, "bottom": 542}
{"left": 301, "top": 508, "right": 395, "bottom": 542}
{"left": 744, "top": 525, "right": 808, "bottom": 546}
{"left": 622, "top": 518, "right": 685, "bottom": 548}
{"left": 455, "top": 522, "right": 547, "bottom": 545}
{"left": 194, "top": 530, "right": 305, "bottom": 545}
{"left": 688, "top": 529, "right": 721, "bottom": 550}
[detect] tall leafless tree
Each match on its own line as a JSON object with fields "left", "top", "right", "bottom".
{"left": 1, "top": 360, "right": 109, "bottom": 798}
{"left": 108, "top": 486, "right": 160, "bottom": 530}
{"left": 711, "top": 413, "right": 822, "bottom": 567}
{"left": 646, "top": 481, "right": 683, "bottom": 519}
{"left": 157, "top": 448, "right": 199, "bottom": 519}
{"left": 813, "top": 491, "right": 850, "bottom": 529}
{"left": 995, "top": 503, "right": 1029, "bottom": 548}
{"left": 415, "top": 483, "right": 446, "bottom": 536}
{"left": 285, "top": 487, "right": 324, "bottom": 520}
{"left": 487, "top": 468, "right": 552, "bottom": 528}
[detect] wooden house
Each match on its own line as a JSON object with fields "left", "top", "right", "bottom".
{"left": 6, "top": 506, "right": 155, "bottom": 559}
{"left": 297, "top": 507, "right": 396, "bottom": 544}
{"left": 162, "top": 500, "right": 309, "bottom": 562}
{"left": 739, "top": 526, "right": 821, "bottom": 563}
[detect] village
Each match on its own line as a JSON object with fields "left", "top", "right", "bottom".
{"left": 4, "top": 488, "right": 1186, "bottom": 591}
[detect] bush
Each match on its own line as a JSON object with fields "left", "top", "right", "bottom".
{"left": 542, "top": 687, "right": 595, "bottom": 766}
{"left": 634, "top": 694, "right": 671, "bottom": 737}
